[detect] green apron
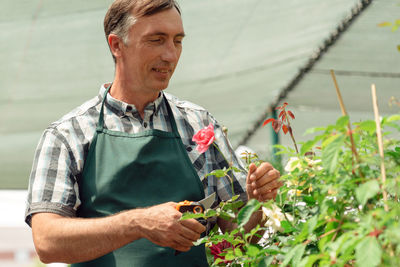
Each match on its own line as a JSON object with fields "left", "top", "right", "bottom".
{"left": 72, "top": 85, "right": 209, "bottom": 267}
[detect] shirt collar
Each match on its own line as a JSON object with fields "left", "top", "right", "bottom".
{"left": 99, "top": 83, "right": 164, "bottom": 117}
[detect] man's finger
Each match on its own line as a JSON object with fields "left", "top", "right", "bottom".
{"left": 246, "top": 163, "right": 258, "bottom": 184}
{"left": 253, "top": 179, "right": 282, "bottom": 196}
{"left": 261, "top": 189, "right": 278, "bottom": 201}
{"left": 249, "top": 162, "right": 274, "bottom": 182}
{"left": 180, "top": 219, "right": 205, "bottom": 236}
{"left": 251, "top": 169, "right": 280, "bottom": 188}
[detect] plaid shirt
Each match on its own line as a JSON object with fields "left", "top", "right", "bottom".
{"left": 25, "top": 84, "right": 248, "bottom": 225}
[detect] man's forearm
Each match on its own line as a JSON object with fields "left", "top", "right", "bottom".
{"left": 32, "top": 210, "right": 142, "bottom": 264}
{"left": 31, "top": 202, "right": 205, "bottom": 264}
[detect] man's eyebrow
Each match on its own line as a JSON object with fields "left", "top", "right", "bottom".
{"left": 145, "top": 32, "right": 186, "bottom": 38}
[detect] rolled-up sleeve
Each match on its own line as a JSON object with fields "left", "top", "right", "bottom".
{"left": 25, "top": 129, "right": 80, "bottom": 226}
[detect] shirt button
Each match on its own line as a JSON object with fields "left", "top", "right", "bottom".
{"left": 126, "top": 106, "right": 132, "bottom": 111}
{"left": 143, "top": 122, "right": 148, "bottom": 128}
{"left": 186, "top": 146, "right": 192, "bottom": 152}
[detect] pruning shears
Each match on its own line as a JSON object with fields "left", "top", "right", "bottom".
{"left": 174, "top": 192, "right": 216, "bottom": 255}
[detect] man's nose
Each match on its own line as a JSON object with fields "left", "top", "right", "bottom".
{"left": 161, "top": 41, "right": 180, "bottom": 63}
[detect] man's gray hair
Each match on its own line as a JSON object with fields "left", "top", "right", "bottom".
{"left": 104, "top": 0, "right": 181, "bottom": 63}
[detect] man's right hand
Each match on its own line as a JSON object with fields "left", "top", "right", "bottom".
{"left": 31, "top": 202, "right": 205, "bottom": 264}
{"left": 138, "top": 202, "right": 206, "bottom": 252}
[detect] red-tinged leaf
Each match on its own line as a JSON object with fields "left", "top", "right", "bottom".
{"left": 288, "top": 111, "right": 295, "bottom": 119}
{"left": 282, "top": 114, "right": 286, "bottom": 122}
{"left": 282, "top": 102, "right": 288, "bottom": 108}
{"left": 316, "top": 146, "right": 322, "bottom": 150}
{"left": 368, "top": 228, "right": 383, "bottom": 238}
{"left": 282, "top": 125, "right": 289, "bottom": 134}
{"left": 272, "top": 120, "right": 282, "bottom": 133}
{"left": 279, "top": 110, "right": 285, "bottom": 119}
{"left": 262, "top": 118, "right": 275, "bottom": 126}
{"left": 275, "top": 106, "right": 283, "bottom": 110}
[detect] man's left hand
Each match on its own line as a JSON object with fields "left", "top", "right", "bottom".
{"left": 246, "top": 162, "right": 282, "bottom": 202}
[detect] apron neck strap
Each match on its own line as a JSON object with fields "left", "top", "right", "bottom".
{"left": 97, "top": 83, "right": 112, "bottom": 131}
{"left": 97, "top": 84, "right": 180, "bottom": 136}
{"left": 162, "top": 95, "right": 180, "bottom": 136}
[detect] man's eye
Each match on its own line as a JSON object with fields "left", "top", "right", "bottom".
{"left": 175, "top": 40, "right": 182, "bottom": 44}
{"left": 150, "top": 39, "right": 161, "bottom": 43}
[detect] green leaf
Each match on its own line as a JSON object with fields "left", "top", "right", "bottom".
{"left": 396, "top": 19, "right": 400, "bottom": 25}
{"left": 358, "top": 120, "right": 376, "bottom": 134}
{"left": 336, "top": 115, "right": 349, "bottom": 128}
{"left": 224, "top": 251, "right": 235, "bottom": 261}
{"left": 180, "top": 212, "right": 205, "bottom": 220}
{"left": 281, "top": 220, "right": 296, "bottom": 233}
{"left": 246, "top": 244, "right": 261, "bottom": 257}
{"left": 300, "top": 139, "right": 317, "bottom": 155}
{"left": 231, "top": 195, "right": 240, "bottom": 201}
{"left": 230, "top": 166, "right": 242, "bottom": 173}
{"left": 301, "top": 254, "right": 325, "bottom": 267}
{"left": 280, "top": 244, "right": 305, "bottom": 267}
{"left": 321, "top": 133, "right": 341, "bottom": 148}
{"left": 304, "top": 126, "right": 325, "bottom": 135}
{"left": 205, "top": 209, "right": 218, "bottom": 217}
{"left": 355, "top": 180, "right": 380, "bottom": 206}
{"left": 210, "top": 169, "right": 227, "bottom": 178}
{"left": 193, "top": 236, "right": 208, "bottom": 246}
{"left": 307, "top": 215, "right": 318, "bottom": 234}
{"left": 214, "top": 258, "right": 224, "bottom": 265}
{"left": 397, "top": 45, "right": 400, "bottom": 52}
{"left": 387, "top": 114, "right": 400, "bottom": 122}
{"left": 355, "top": 236, "right": 382, "bottom": 267}
{"left": 392, "top": 25, "right": 398, "bottom": 32}
{"left": 322, "top": 135, "right": 345, "bottom": 173}
{"left": 303, "top": 195, "right": 316, "bottom": 206}
{"left": 318, "top": 221, "right": 339, "bottom": 251}
{"left": 234, "top": 247, "right": 243, "bottom": 257}
{"left": 237, "top": 199, "right": 261, "bottom": 227}
{"left": 258, "top": 256, "right": 274, "bottom": 267}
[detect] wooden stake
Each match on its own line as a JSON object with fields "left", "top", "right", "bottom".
{"left": 330, "top": 70, "right": 361, "bottom": 174}
{"left": 371, "top": 84, "right": 389, "bottom": 212}
{"left": 330, "top": 70, "right": 348, "bottom": 116}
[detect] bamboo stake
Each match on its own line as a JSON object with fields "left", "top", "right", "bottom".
{"left": 330, "top": 70, "right": 361, "bottom": 175}
{"left": 371, "top": 84, "right": 389, "bottom": 212}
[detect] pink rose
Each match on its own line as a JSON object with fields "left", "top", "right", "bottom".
{"left": 192, "top": 123, "right": 215, "bottom": 154}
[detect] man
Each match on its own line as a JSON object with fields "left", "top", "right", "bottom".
{"left": 25, "top": 0, "right": 282, "bottom": 266}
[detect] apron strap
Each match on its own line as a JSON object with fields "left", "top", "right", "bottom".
{"left": 163, "top": 96, "right": 181, "bottom": 138}
{"left": 97, "top": 83, "right": 112, "bottom": 132}
{"left": 97, "top": 83, "right": 181, "bottom": 137}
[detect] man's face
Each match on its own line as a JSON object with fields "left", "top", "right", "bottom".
{"left": 119, "top": 8, "right": 184, "bottom": 94}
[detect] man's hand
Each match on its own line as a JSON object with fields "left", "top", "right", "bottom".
{"left": 140, "top": 202, "right": 206, "bottom": 252}
{"left": 246, "top": 162, "right": 282, "bottom": 202}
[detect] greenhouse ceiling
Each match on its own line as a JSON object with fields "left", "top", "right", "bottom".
{"left": 0, "top": 0, "right": 399, "bottom": 188}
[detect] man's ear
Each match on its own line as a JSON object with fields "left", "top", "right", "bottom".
{"left": 108, "top": 34, "right": 124, "bottom": 59}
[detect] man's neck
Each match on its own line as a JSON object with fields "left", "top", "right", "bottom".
{"left": 110, "top": 78, "right": 160, "bottom": 118}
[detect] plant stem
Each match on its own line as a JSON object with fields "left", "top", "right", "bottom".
{"left": 213, "top": 143, "right": 235, "bottom": 197}
{"left": 371, "top": 84, "right": 389, "bottom": 212}
{"left": 284, "top": 111, "right": 299, "bottom": 154}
